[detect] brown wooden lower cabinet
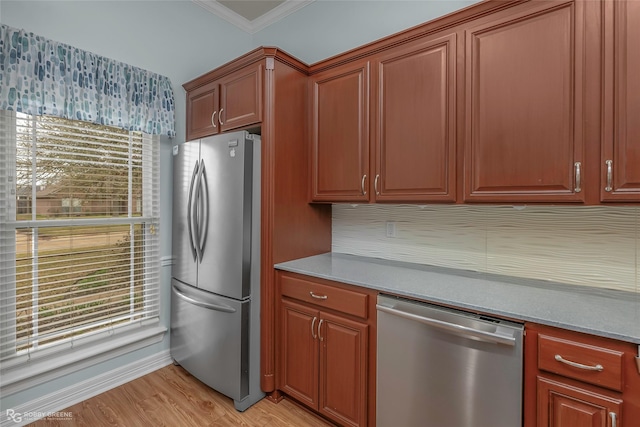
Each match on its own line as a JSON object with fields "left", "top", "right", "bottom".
{"left": 525, "top": 323, "right": 639, "bottom": 427}
{"left": 275, "top": 272, "right": 640, "bottom": 427}
{"left": 279, "top": 299, "right": 368, "bottom": 427}
{"left": 318, "top": 311, "right": 368, "bottom": 426}
{"left": 537, "top": 376, "right": 623, "bottom": 427}
{"left": 280, "top": 300, "right": 319, "bottom": 408}
{"left": 276, "top": 271, "right": 376, "bottom": 427}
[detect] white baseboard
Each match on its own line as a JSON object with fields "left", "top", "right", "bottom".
{"left": 1, "top": 350, "right": 173, "bottom": 427}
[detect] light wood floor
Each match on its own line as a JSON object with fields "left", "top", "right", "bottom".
{"left": 28, "top": 365, "right": 334, "bottom": 426}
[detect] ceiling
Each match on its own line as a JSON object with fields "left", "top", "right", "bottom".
{"left": 192, "top": 0, "right": 315, "bottom": 34}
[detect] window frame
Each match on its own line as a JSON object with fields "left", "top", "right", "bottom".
{"left": 0, "top": 110, "right": 166, "bottom": 395}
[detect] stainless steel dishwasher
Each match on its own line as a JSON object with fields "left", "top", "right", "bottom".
{"left": 377, "top": 294, "right": 524, "bottom": 427}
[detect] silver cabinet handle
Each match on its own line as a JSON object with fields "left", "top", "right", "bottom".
{"left": 219, "top": 108, "right": 225, "bottom": 125}
{"left": 554, "top": 354, "right": 604, "bottom": 371}
{"left": 309, "top": 291, "right": 328, "bottom": 300}
{"left": 374, "top": 174, "right": 380, "bottom": 195}
{"left": 311, "top": 316, "right": 317, "bottom": 339}
{"left": 605, "top": 160, "right": 613, "bottom": 192}
{"left": 318, "top": 319, "right": 324, "bottom": 341}
{"left": 574, "top": 162, "right": 582, "bottom": 193}
{"left": 211, "top": 110, "right": 217, "bottom": 128}
{"left": 610, "top": 411, "right": 617, "bottom": 427}
{"left": 361, "top": 174, "right": 367, "bottom": 196}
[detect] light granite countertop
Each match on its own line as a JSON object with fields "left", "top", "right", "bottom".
{"left": 275, "top": 252, "right": 640, "bottom": 344}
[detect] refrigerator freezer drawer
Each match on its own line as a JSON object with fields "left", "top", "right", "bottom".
{"left": 170, "top": 281, "right": 249, "bottom": 402}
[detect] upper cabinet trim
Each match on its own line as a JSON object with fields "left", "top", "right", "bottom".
{"left": 308, "top": 0, "right": 528, "bottom": 74}
{"left": 184, "top": 47, "right": 308, "bottom": 92}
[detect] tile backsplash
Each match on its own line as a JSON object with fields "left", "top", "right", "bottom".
{"left": 332, "top": 204, "right": 639, "bottom": 293}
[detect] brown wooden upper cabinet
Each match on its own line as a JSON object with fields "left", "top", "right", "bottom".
{"left": 373, "top": 33, "right": 457, "bottom": 202}
{"left": 463, "top": 0, "right": 587, "bottom": 202}
{"left": 185, "top": 62, "right": 263, "bottom": 142}
{"left": 310, "top": 31, "right": 457, "bottom": 204}
{"left": 601, "top": 0, "right": 640, "bottom": 201}
{"left": 310, "top": 61, "right": 370, "bottom": 202}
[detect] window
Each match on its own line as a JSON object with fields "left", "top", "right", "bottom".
{"left": 0, "top": 110, "right": 161, "bottom": 377}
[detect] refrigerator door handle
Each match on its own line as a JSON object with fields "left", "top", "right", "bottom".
{"left": 199, "top": 159, "right": 210, "bottom": 257}
{"left": 186, "top": 160, "right": 199, "bottom": 261}
{"left": 172, "top": 285, "right": 237, "bottom": 313}
{"left": 193, "top": 160, "right": 204, "bottom": 263}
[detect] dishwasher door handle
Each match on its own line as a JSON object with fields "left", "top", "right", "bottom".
{"left": 377, "top": 304, "right": 517, "bottom": 346}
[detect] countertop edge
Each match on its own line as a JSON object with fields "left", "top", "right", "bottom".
{"left": 275, "top": 254, "right": 640, "bottom": 345}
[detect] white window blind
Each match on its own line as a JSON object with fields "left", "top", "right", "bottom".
{"left": 0, "top": 110, "right": 161, "bottom": 370}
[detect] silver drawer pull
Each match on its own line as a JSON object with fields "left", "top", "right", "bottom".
{"left": 309, "top": 292, "right": 328, "bottom": 300}
{"left": 555, "top": 354, "right": 603, "bottom": 371}
{"left": 610, "top": 411, "right": 617, "bottom": 427}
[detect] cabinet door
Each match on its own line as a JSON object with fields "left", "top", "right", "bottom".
{"left": 537, "top": 377, "right": 622, "bottom": 427}
{"left": 186, "top": 81, "right": 219, "bottom": 141}
{"left": 318, "top": 311, "right": 368, "bottom": 427}
{"left": 601, "top": 0, "right": 640, "bottom": 200}
{"left": 310, "top": 61, "right": 370, "bottom": 202}
{"left": 219, "top": 63, "right": 263, "bottom": 132}
{"left": 374, "top": 33, "right": 457, "bottom": 202}
{"left": 279, "top": 300, "right": 319, "bottom": 408}
{"left": 464, "top": 1, "right": 586, "bottom": 202}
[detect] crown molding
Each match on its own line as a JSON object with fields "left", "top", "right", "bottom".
{"left": 192, "top": 0, "right": 315, "bottom": 34}
{"left": 192, "top": 0, "right": 254, "bottom": 33}
{"left": 251, "top": 0, "right": 315, "bottom": 33}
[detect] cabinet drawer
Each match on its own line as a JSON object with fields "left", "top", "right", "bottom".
{"left": 280, "top": 274, "right": 369, "bottom": 319}
{"left": 538, "top": 334, "right": 624, "bottom": 391}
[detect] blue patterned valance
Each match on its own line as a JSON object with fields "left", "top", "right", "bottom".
{"left": 0, "top": 24, "right": 175, "bottom": 136}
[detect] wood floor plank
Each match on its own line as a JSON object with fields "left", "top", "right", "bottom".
{"left": 27, "top": 365, "right": 334, "bottom": 427}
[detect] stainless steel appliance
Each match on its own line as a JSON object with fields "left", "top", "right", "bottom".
{"left": 171, "top": 131, "right": 264, "bottom": 411}
{"left": 376, "top": 295, "right": 524, "bottom": 427}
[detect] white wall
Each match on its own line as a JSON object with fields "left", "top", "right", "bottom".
{"left": 253, "top": 0, "right": 481, "bottom": 64}
{"left": 0, "top": 0, "right": 252, "bottom": 412}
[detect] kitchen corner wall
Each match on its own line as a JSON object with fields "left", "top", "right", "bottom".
{"left": 332, "top": 204, "right": 639, "bottom": 293}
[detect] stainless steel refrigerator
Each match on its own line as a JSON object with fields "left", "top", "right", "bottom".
{"left": 170, "top": 131, "right": 264, "bottom": 411}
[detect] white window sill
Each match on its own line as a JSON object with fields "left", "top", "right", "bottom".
{"left": 0, "top": 325, "right": 167, "bottom": 396}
